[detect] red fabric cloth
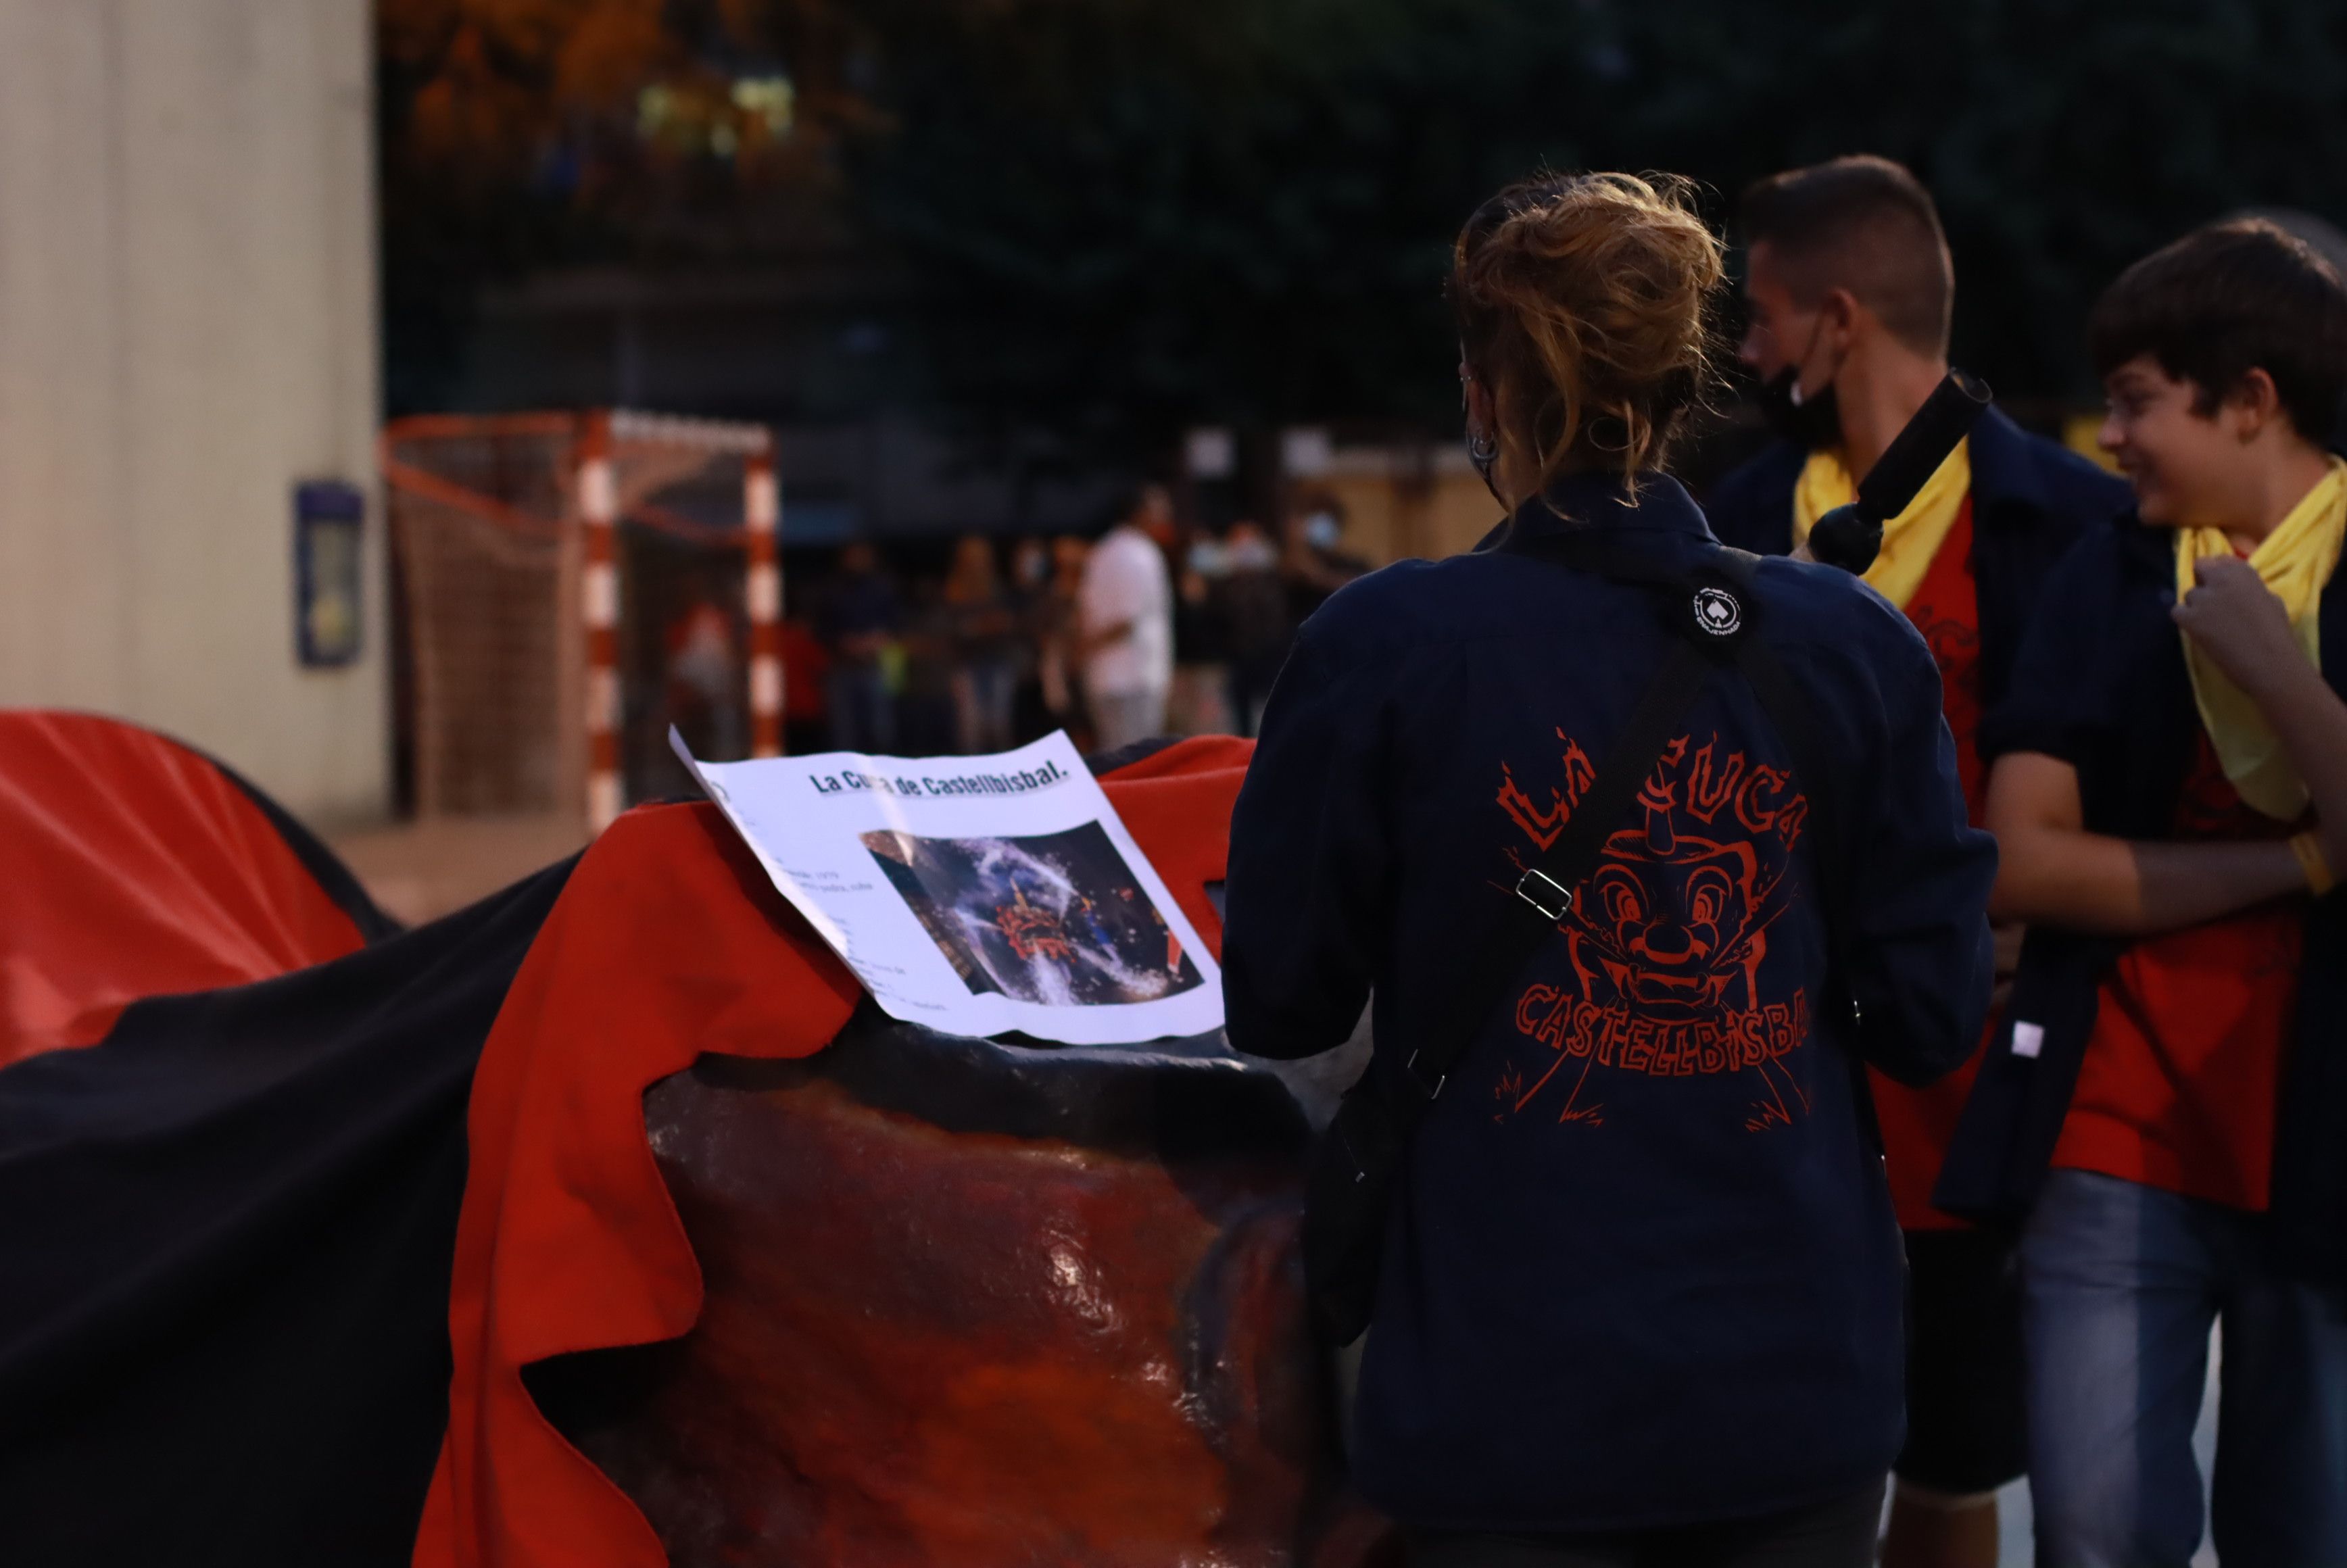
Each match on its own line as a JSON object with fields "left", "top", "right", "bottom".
{"left": 2054, "top": 731, "right": 2304, "bottom": 1210}
{"left": 1868, "top": 503, "right": 1991, "bottom": 1229}
{"left": 0, "top": 710, "right": 366, "bottom": 1067}
{"left": 413, "top": 736, "right": 1252, "bottom": 1568}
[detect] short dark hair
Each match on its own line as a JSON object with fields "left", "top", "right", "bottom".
{"left": 2088, "top": 219, "right": 2347, "bottom": 441}
{"left": 1098, "top": 482, "right": 1143, "bottom": 535}
{"left": 1739, "top": 155, "right": 1952, "bottom": 356}
{"left": 1096, "top": 479, "right": 1167, "bottom": 537}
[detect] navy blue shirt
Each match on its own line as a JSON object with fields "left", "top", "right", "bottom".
{"left": 1939, "top": 514, "right": 2347, "bottom": 1283}
{"left": 1705, "top": 406, "right": 2131, "bottom": 713}
{"left": 1222, "top": 472, "right": 1996, "bottom": 1531}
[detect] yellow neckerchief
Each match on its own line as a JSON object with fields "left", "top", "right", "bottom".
{"left": 2175, "top": 457, "right": 2347, "bottom": 820}
{"left": 1791, "top": 439, "right": 1972, "bottom": 611}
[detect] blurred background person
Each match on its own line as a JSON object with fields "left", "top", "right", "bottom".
{"left": 661, "top": 581, "right": 743, "bottom": 760}
{"left": 778, "top": 611, "right": 829, "bottom": 756}
{"left": 1172, "top": 523, "right": 1237, "bottom": 735}
{"left": 1038, "top": 534, "right": 1092, "bottom": 745}
{"left": 1078, "top": 486, "right": 1176, "bottom": 752}
{"left": 1283, "top": 493, "right": 1370, "bottom": 628}
{"left": 895, "top": 574, "right": 959, "bottom": 756}
{"left": 1007, "top": 535, "right": 1056, "bottom": 740}
{"left": 1216, "top": 519, "right": 1293, "bottom": 737}
{"left": 819, "top": 541, "right": 903, "bottom": 754}
{"left": 942, "top": 533, "right": 1021, "bottom": 754}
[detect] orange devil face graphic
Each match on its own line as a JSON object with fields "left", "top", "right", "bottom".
{"left": 1494, "top": 733, "right": 1814, "bottom": 1128}
{"left": 1574, "top": 799, "right": 1772, "bottom": 1019}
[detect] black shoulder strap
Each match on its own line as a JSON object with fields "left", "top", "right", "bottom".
{"left": 1393, "top": 634, "right": 1711, "bottom": 1098}
{"left": 1511, "top": 533, "right": 1856, "bottom": 975}
{"left": 1707, "top": 550, "right": 1874, "bottom": 1148}
{"left": 1471, "top": 532, "right": 1864, "bottom": 1060}
{"left": 1708, "top": 552, "right": 1852, "bottom": 963}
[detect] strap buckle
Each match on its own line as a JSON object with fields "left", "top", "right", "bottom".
{"left": 1516, "top": 867, "right": 1574, "bottom": 921}
{"left": 1403, "top": 1050, "right": 1447, "bottom": 1100}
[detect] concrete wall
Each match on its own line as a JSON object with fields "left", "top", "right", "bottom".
{"left": 0, "top": 0, "right": 384, "bottom": 825}
{"left": 1317, "top": 444, "right": 1507, "bottom": 566}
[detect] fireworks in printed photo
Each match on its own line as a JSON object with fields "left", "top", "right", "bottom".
{"left": 861, "top": 824, "right": 1204, "bottom": 1007}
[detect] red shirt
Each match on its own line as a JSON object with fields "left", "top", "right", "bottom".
{"left": 780, "top": 620, "right": 830, "bottom": 723}
{"left": 1868, "top": 499, "right": 1993, "bottom": 1229}
{"left": 2052, "top": 731, "right": 2304, "bottom": 1210}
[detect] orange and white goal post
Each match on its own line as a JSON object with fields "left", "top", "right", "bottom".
{"left": 384, "top": 408, "right": 783, "bottom": 836}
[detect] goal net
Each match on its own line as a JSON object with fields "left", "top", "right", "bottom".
{"left": 383, "top": 410, "right": 779, "bottom": 831}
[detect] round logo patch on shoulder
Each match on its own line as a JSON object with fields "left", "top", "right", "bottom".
{"left": 1691, "top": 585, "right": 1743, "bottom": 637}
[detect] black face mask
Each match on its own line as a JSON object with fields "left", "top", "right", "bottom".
{"left": 1756, "top": 363, "right": 1844, "bottom": 451}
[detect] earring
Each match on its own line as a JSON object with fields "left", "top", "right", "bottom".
{"left": 1466, "top": 426, "right": 1499, "bottom": 464}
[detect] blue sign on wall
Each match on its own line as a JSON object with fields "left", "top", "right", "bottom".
{"left": 293, "top": 479, "right": 364, "bottom": 668}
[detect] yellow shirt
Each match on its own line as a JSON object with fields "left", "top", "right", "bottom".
{"left": 1791, "top": 440, "right": 1972, "bottom": 612}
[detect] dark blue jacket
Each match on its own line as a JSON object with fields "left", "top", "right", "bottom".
{"left": 1222, "top": 472, "right": 1997, "bottom": 1532}
{"left": 1936, "top": 513, "right": 2347, "bottom": 1283}
{"left": 1704, "top": 407, "right": 2131, "bottom": 711}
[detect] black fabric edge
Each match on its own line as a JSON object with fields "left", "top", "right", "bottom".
{"left": 1084, "top": 735, "right": 1184, "bottom": 777}
{"left": 183, "top": 742, "right": 406, "bottom": 944}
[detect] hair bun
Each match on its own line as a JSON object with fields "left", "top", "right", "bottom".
{"left": 1453, "top": 172, "right": 1725, "bottom": 492}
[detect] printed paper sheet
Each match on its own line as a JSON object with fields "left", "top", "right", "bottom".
{"left": 673, "top": 730, "right": 1224, "bottom": 1045}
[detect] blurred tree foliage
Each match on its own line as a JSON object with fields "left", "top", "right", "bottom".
{"left": 381, "top": 0, "right": 2347, "bottom": 452}
{"left": 379, "top": 0, "right": 873, "bottom": 410}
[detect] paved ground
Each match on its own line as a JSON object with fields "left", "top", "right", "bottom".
{"left": 328, "top": 812, "right": 590, "bottom": 927}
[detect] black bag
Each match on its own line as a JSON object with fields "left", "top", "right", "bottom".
{"left": 1300, "top": 540, "right": 1862, "bottom": 1346}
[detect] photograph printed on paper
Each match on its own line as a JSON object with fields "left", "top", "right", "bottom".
{"left": 861, "top": 823, "right": 1205, "bottom": 1007}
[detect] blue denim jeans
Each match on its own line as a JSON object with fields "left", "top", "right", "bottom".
{"left": 2021, "top": 1169, "right": 2347, "bottom": 1567}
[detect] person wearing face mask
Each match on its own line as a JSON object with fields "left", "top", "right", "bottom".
{"left": 1214, "top": 520, "right": 1292, "bottom": 737}
{"left": 1225, "top": 170, "right": 1995, "bottom": 1567}
{"left": 1077, "top": 485, "right": 1178, "bottom": 752}
{"left": 1282, "top": 493, "right": 1370, "bottom": 627}
{"left": 1706, "top": 155, "right": 2129, "bottom": 1568}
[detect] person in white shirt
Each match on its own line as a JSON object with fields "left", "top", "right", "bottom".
{"left": 1078, "top": 485, "right": 1176, "bottom": 752}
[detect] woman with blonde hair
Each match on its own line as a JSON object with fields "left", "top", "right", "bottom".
{"left": 1221, "top": 173, "right": 1997, "bottom": 1566}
